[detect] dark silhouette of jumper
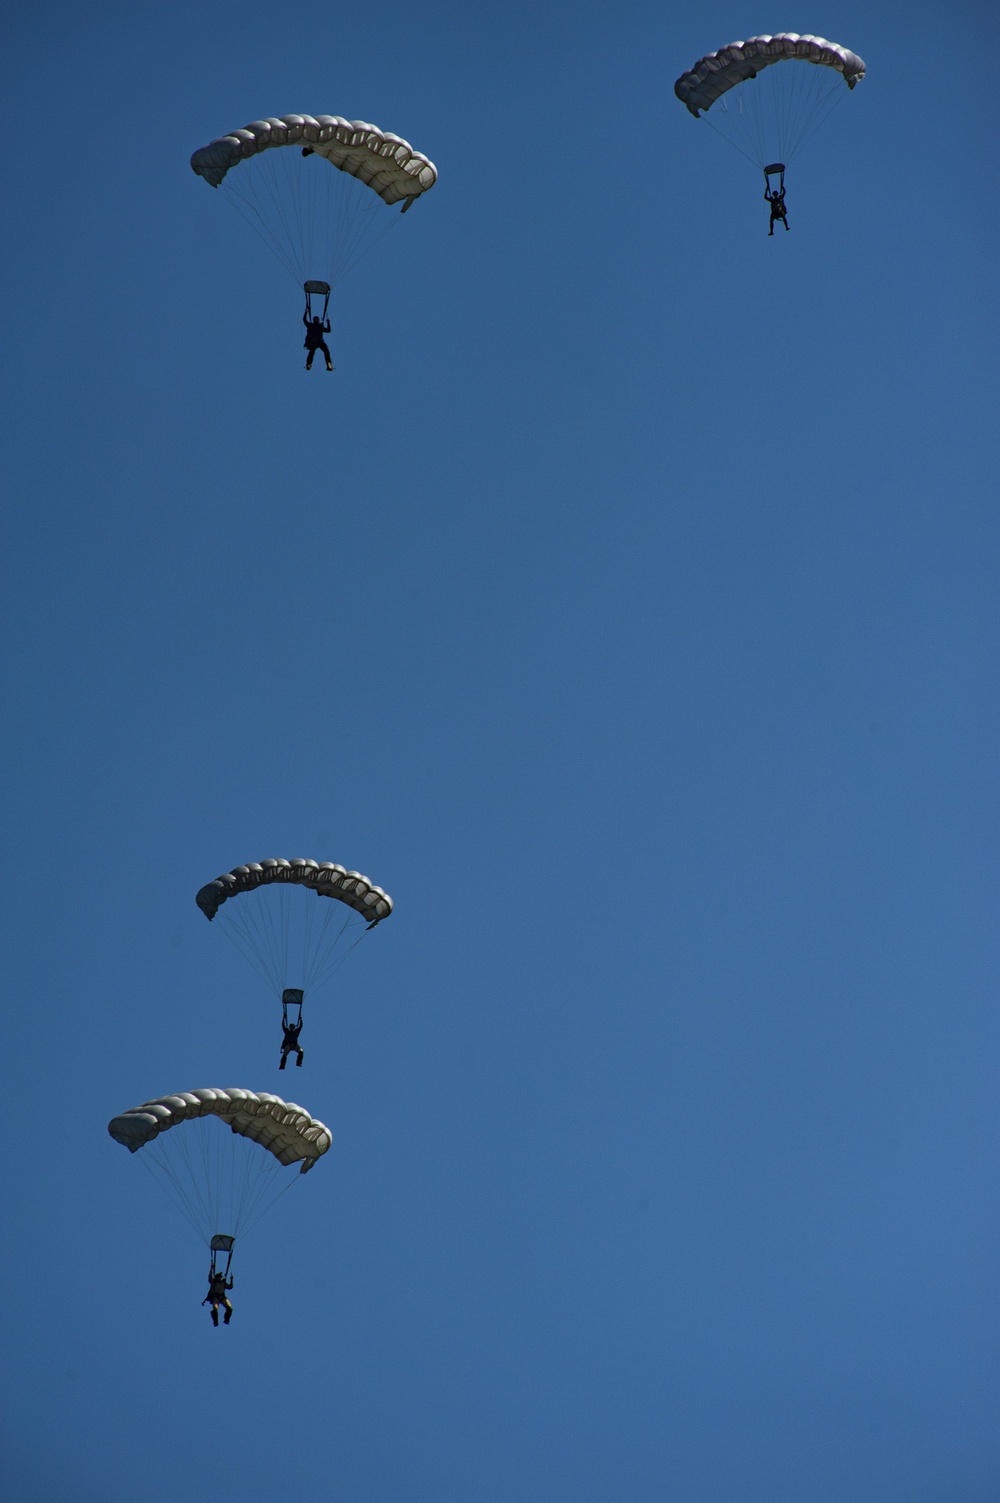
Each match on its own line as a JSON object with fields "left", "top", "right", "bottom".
{"left": 763, "top": 163, "right": 789, "bottom": 236}
{"left": 303, "top": 313, "right": 333, "bottom": 370}
{"left": 280, "top": 1017, "right": 303, "bottom": 1069}
{"left": 203, "top": 1269, "right": 233, "bottom": 1326}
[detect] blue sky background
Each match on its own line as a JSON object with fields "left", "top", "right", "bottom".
{"left": 2, "top": 2, "right": 997, "bottom": 1498}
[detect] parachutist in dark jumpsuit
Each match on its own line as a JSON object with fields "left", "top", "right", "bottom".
{"left": 304, "top": 313, "right": 334, "bottom": 371}
{"left": 279, "top": 1017, "right": 304, "bottom": 1069}
{"left": 765, "top": 184, "right": 789, "bottom": 235}
{"left": 203, "top": 1270, "right": 234, "bottom": 1326}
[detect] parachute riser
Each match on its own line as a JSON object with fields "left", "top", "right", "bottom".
{"left": 210, "top": 1232, "right": 235, "bottom": 1278}
{"left": 303, "top": 280, "right": 331, "bottom": 322}
{"left": 764, "top": 163, "right": 786, "bottom": 188}
{"left": 282, "top": 987, "right": 304, "bottom": 1028}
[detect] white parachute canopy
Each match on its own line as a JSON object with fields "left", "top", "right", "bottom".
{"left": 674, "top": 34, "right": 865, "bottom": 169}
{"left": 108, "top": 1088, "right": 331, "bottom": 1247}
{"left": 190, "top": 113, "right": 438, "bottom": 289}
{"left": 195, "top": 857, "right": 393, "bottom": 1005}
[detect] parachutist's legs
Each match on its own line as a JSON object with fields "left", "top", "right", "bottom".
{"left": 211, "top": 1307, "right": 219, "bottom": 1326}
{"left": 279, "top": 1052, "right": 287, "bottom": 1069}
{"left": 306, "top": 349, "right": 316, "bottom": 370}
{"left": 296, "top": 1050, "right": 304, "bottom": 1067}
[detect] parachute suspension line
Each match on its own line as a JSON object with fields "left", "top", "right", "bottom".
{"left": 139, "top": 1145, "right": 211, "bottom": 1246}
{"left": 304, "top": 154, "right": 320, "bottom": 272}
{"left": 219, "top": 179, "right": 303, "bottom": 289}
{"left": 139, "top": 1121, "right": 220, "bottom": 1245}
{"left": 702, "top": 60, "right": 852, "bottom": 172}
{"left": 218, "top": 882, "right": 297, "bottom": 993}
{"left": 241, "top": 883, "right": 283, "bottom": 989}
{"left": 773, "top": 58, "right": 806, "bottom": 162}
{"left": 215, "top": 149, "right": 408, "bottom": 295}
{"left": 713, "top": 77, "right": 768, "bottom": 168}
{"left": 221, "top": 1130, "right": 290, "bottom": 1235}
{"left": 215, "top": 905, "right": 283, "bottom": 994}
{"left": 188, "top": 1119, "right": 220, "bottom": 1236}
{"left": 777, "top": 57, "right": 802, "bottom": 159}
{"left": 277, "top": 882, "right": 293, "bottom": 989}
{"left": 248, "top": 148, "right": 312, "bottom": 283}
{"left": 270, "top": 148, "right": 391, "bottom": 288}
{"left": 140, "top": 1118, "right": 297, "bottom": 1244}
{"left": 700, "top": 76, "right": 763, "bottom": 169}
{"left": 228, "top": 1128, "right": 257, "bottom": 1231}
{"left": 782, "top": 75, "right": 848, "bottom": 163}
{"left": 301, "top": 882, "right": 319, "bottom": 989}
{"left": 701, "top": 110, "right": 761, "bottom": 171}
{"left": 307, "top": 923, "right": 367, "bottom": 994}
{"left": 301, "top": 896, "right": 352, "bottom": 992}
{"left": 218, "top": 901, "right": 280, "bottom": 993}
{"left": 233, "top": 1164, "right": 301, "bottom": 1241}
{"left": 346, "top": 175, "right": 407, "bottom": 282}
{"left": 229, "top": 1142, "right": 283, "bottom": 1235}
{"left": 336, "top": 205, "right": 402, "bottom": 287}
{"left": 208, "top": 874, "right": 380, "bottom": 1005}
{"left": 266, "top": 887, "right": 290, "bottom": 986}
{"left": 741, "top": 80, "right": 767, "bottom": 169}
{"left": 188, "top": 1109, "right": 226, "bottom": 1235}
{"left": 312, "top": 162, "right": 401, "bottom": 288}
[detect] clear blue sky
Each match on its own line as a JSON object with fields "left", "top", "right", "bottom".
{"left": 2, "top": 3, "right": 998, "bottom": 1499}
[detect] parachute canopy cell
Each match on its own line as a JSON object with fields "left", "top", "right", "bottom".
{"left": 108, "top": 1087, "right": 332, "bottom": 1172}
{"left": 674, "top": 34, "right": 865, "bottom": 116}
{"left": 190, "top": 115, "right": 438, "bottom": 205}
{"left": 196, "top": 858, "right": 393, "bottom": 925}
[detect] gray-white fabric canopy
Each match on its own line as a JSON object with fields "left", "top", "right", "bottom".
{"left": 196, "top": 858, "right": 393, "bottom": 925}
{"left": 191, "top": 114, "right": 437, "bottom": 205}
{"left": 108, "top": 1088, "right": 332, "bottom": 1171}
{"left": 674, "top": 34, "right": 865, "bottom": 117}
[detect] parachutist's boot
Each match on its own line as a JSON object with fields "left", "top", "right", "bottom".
{"left": 211, "top": 1310, "right": 219, "bottom": 1326}
{"left": 279, "top": 1054, "right": 287, "bottom": 1069}
{"left": 296, "top": 1054, "right": 303, "bottom": 1066}
{"left": 224, "top": 1310, "right": 232, "bottom": 1324}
